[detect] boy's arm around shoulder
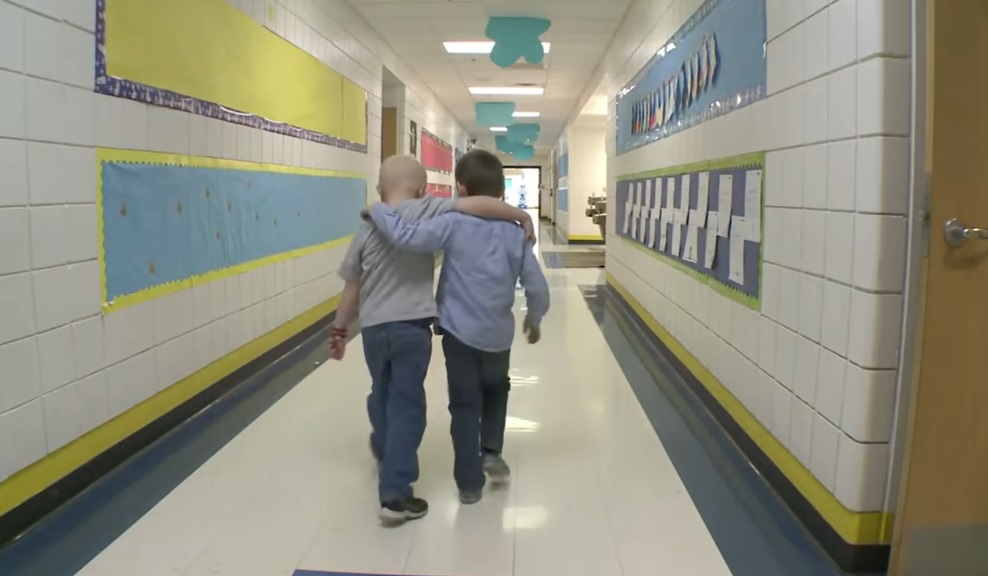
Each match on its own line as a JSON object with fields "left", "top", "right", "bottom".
{"left": 368, "top": 203, "right": 454, "bottom": 252}
{"left": 454, "top": 196, "right": 535, "bottom": 241}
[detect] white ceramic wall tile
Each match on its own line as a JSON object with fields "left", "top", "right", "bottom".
{"left": 604, "top": 0, "right": 911, "bottom": 515}
{"left": 834, "top": 436, "right": 890, "bottom": 511}
{"left": 841, "top": 364, "right": 898, "bottom": 443}
{"left": 820, "top": 280, "right": 852, "bottom": 356}
{"left": 827, "top": 0, "right": 857, "bottom": 71}
{"left": 847, "top": 291, "right": 903, "bottom": 369}
{"left": 37, "top": 325, "right": 76, "bottom": 394}
{"left": 814, "top": 348, "right": 846, "bottom": 425}
{"left": 810, "top": 413, "right": 840, "bottom": 489}
{"left": 0, "top": 138, "right": 29, "bottom": 207}
{"left": 793, "top": 335, "right": 819, "bottom": 405}
{"left": 0, "top": 0, "right": 469, "bottom": 481}
{"left": 0, "top": 2, "right": 26, "bottom": 74}
{"left": 0, "top": 207, "right": 31, "bottom": 275}
{"left": 0, "top": 399, "right": 47, "bottom": 473}
{"left": 852, "top": 214, "right": 908, "bottom": 291}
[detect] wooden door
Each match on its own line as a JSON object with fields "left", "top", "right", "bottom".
{"left": 891, "top": 0, "right": 988, "bottom": 574}
{"left": 381, "top": 107, "right": 397, "bottom": 160}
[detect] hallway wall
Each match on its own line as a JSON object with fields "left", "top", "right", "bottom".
{"left": 564, "top": 116, "right": 608, "bottom": 242}
{"left": 0, "top": 0, "right": 467, "bottom": 507}
{"left": 588, "top": 0, "right": 911, "bottom": 550}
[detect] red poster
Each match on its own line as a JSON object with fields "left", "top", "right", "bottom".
{"left": 420, "top": 129, "right": 454, "bottom": 174}
{"left": 425, "top": 183, "right": 453, "bottom": 198}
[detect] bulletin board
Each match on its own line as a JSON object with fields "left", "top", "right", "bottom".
{"left": 96, "top": 0, "right": 368, "bottom": 151}
{"left": 614, "top": 152, "right": 764, "bottom": 309}
{"left": 425, "top": 183, "right": 453, "bottom": 198}
{"left": 420, "top": 128, "right": 454, "bottom": 174}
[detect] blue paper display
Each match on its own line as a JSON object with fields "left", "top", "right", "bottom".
{"left": 101, "top": 163, "right": 365, "bottom": 303}
{"left": 615, "top": 0, "right": 766, "bottom": 155}
{"left": 614, "top": 153, "right": 764, "bottom": 308}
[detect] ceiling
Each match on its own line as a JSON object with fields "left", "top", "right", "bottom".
{"left": 345, "top": 0, "right": 633, "bottom": 152}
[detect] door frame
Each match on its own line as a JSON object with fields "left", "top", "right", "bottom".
{"left": 884, "top": 0, "right": 930, "bottom": 522}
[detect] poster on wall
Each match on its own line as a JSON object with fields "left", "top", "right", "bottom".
{"left": 420, "top": 129, "right": 454, "bottom": 173}
{"left": 409, "top": 120, "right": 418, "bottom": 157}
{"left": 615, "top": 0, "right": 767, "bottom": 155}
{"left": 614, "top": 152, "right": 764, "bottom": 309}
{"left": 425, "top": 183, "right": 453, "bottom": 198}
{"left": 95, "top": 0, "right": 368, "bottom": 153}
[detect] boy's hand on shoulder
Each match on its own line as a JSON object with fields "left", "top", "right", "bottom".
{"left": 520, "top": 212, "right": 536, "bottom": 242}
{"left": 523, "top": 316, "right": 541, "bottom": 344}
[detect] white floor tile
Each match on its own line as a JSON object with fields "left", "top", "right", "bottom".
{"left": 77, "top": 255, "right": 730, "bottom": 576}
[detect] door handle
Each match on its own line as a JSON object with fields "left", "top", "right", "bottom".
{"left": 944, "top": 218, "right": 988, "bottom": 247}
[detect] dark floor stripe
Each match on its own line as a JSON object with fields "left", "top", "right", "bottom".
{"left": 0, "top": 321, "right": 346, "bottom": 576}
{"left": 578, "top": 284, "right": 859, "bottom": 576}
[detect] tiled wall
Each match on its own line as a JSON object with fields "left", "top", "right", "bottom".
{"left": 0, "top": 0, "right": 468, "bottom": 484}
{"left": 596, "top": 0, "right": 911, "bottom": 516}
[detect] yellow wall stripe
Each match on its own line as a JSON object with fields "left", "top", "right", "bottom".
{"left": 105, "top": 0, "right": 367, "bottom": 144}
{"left": 606, "top": 272, "right": 895, "bottom": 545}
{"left": 0, "top": 294, "right": 341, "bottom": 518}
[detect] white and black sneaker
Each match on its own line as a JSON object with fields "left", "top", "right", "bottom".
{"left": 380, "top": 496, "right": 429, "bottom": 523}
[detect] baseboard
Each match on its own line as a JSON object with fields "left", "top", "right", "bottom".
{"left": 0, "top": 295, "right": 342, "bottom": 548}
{"left": 604, "top": 275, "right": 892, "bottom": 574}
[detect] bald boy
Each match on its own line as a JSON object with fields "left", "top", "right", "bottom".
{"left": 331, "top": 155, "right": 532, "bottom": 523}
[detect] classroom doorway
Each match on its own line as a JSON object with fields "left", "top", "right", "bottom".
{"left": 504, "top": 166, "right": 541, "bottom": 210}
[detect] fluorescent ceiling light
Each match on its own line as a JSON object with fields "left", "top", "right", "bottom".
{"left": 444, "top": 41, "right": 550, "bottom": 55}
{"left": 469, "top": 86, "right": 544, "bottom": 96}
{"left": 512, "top": 111, "right": 540, "bottom": 118}
{"left": 490, "top": 127, "right": 508, "bottom": 132}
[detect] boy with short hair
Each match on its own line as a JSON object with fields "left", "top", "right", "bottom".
{"left": 367, "top": 149, "right": 550, "bottom": 504}
{"left": 331, "top": 155, "right": 534, "bottom": 523}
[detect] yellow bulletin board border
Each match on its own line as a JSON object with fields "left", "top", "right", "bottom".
{"left": 95, "top": 0, "right": 368, "bottom": 152}
{"left": 96, "top": 148, "right": 366, "bottom": 315}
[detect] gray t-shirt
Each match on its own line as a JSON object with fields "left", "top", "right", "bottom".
{"left": 339, "top": 195, "right": 454, "bottom": 328}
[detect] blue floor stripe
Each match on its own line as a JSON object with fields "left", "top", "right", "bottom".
{"left": 579, "top": 284, "right": 850, "bottom": 576}
{"left": 0, "top": 322, "right": 338, "bottom": 576}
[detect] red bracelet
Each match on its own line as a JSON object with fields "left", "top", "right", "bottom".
{"left": 330, "top": 325, "right": 348, "bottom": 340}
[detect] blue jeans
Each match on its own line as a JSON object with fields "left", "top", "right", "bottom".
{"left": 362, "top": 319, "right": 433, "bottom": 503}
{"left": 441, "top": 332, "right": 511, "bottom": 493}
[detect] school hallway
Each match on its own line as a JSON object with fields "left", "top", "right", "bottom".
{"left": 2, "top": 0, "right": 978, "bottom": 572}
{"left": 0, "top": 221, "right": 843, "bottom": 576}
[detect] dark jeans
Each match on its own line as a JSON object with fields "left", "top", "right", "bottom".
{"left": 441, "top": 332, "right": 511, "bottom": 493}
{"left": 362, "top": 319, "right": 433, "bottom": 503}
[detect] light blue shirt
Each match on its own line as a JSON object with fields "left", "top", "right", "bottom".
{"left": 370, "top": 204, "right": 550, "bottom": 353}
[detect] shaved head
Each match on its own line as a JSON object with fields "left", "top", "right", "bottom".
{"left": 378, "top": 155, "right": 427, "bottom": 202}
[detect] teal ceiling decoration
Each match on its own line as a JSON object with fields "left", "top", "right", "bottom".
{"left": 475, "top": 102, "right": 516, "bottom": 126}
{"left": 495, "top": 135, "right": 534, "bottom": 161}
{"left": 485, "top": 17, "right": 551, "bottom": 68}
{"left": 505, "top": 123, "right": 540, "bottom": 144}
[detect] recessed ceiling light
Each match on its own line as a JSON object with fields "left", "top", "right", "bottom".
{"left": 512, "top": 111, "right": 540, "bottom": 118}
{"left": 490, "top": 127, "right": 508, "bottom": 132}
{"left": 469, "top": 86, "right": 544, "bottom": 96}
{"left": 444, "top": 41, "right": 550, "bottom": 55}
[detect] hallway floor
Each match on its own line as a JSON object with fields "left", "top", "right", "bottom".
{"left": 0, "top": 222, "right": 843, "bottom": 576}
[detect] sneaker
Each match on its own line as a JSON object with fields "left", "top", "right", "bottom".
{"left": 459, "top": 490, "right": 483, "bottom": 505}
{"left": 483, "top": 453, "right": 511, "bottom": 484}
{"left": 380, "top": 496, "right": 429, "bottom": 523}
